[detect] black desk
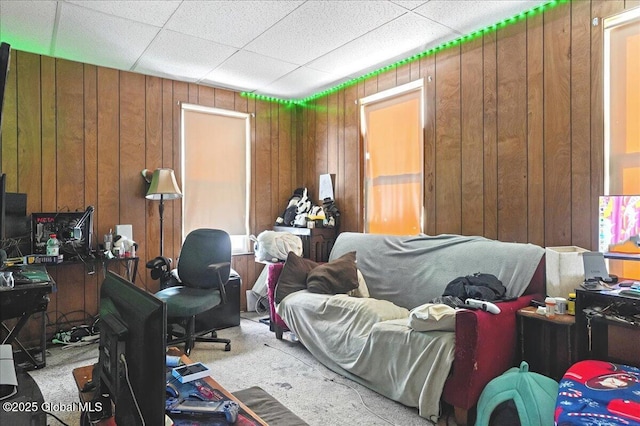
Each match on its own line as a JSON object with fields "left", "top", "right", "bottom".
{"left": 0, "top": 265, "right": 54, "bottom": 370}
{"left": 44, "top": 256, "right": 139, "bottom": 283}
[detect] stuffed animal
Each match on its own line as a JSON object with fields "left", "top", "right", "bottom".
{"left": 275, "top": 187, "right": 305, "bottom": 226}
{"left": 250, "top": 231, "right": 303, "bottom": 262}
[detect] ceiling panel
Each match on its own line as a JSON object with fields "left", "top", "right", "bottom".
{"left": 0, "top": 1, "right": 57, "bottom": 56}
{"left": 165, "top": 1, "right": 304, "bottom": 49}
{"left": 134, "top": 30, "right": 238, "bottom": 82}
{"left": 201, "top": 50, "right": 299, "bottom": 93}
{"left": 308, "top": 13, "right": 452, "bottom": 78}
{"left": 413, "top": 0, "right": 543, "bottom": 35}
{"left": 55, "top": 1, "right": 160, "bottom": 70}
{"left": 67, "top": 0, "right": 181, "bottom": 27}
{"left": 262, "top": 66, "right": 341, "bottom": 99}
{"left": 244, "top": 0, "right": 407, "bottom": 65}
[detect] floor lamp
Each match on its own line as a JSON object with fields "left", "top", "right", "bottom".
{"left": 145, "top": 168, "right": 182, "bottom": 256}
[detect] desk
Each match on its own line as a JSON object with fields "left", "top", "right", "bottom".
{"left": 0, "top": 265, "right": 54, "bottom": 370}
{"left": 72, "top": 348, "right": 268, "bottom": 426}
{"left": 45, "top": 256, "right": 139, "bottom": 283}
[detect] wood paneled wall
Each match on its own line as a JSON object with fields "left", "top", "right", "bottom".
{"left": 298, "top": 0, "right": 639, "bottom": 250}
{"left": 1, "top": 54, "right": 297, "bottom": 340}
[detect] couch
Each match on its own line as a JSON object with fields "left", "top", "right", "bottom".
{"left": 266, "top": 232, "right": 545, "bottom": 424}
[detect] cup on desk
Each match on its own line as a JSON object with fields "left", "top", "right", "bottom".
{"left": 0, "top": 271, "right": 14, "bottom": 290}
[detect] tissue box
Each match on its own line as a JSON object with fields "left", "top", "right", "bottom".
{"left": 545, "top": 246, "right": 589, "bottom": 297}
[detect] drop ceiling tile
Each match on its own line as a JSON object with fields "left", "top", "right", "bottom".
{"left": 244, "top": 0, "right": 407, "bottom": 65}
{"left": 259, "top": 66, "right": 342, "bottom": 100}
{"left": 308, "top": 13, "right": 452, "bottom": 79}
{"left": 66, "top": 0, "right": 181, "bottom": 27}
{"left": 0, "top": 0, "right": 57, "bottom": 56}
{"left": 54, "top": 2, "right": 160, "bottom": 70}
{"left": 391, "top": 1, "right": 430, "bottom": 11}
{"left": 165, "top": 1, "right": 304, "bottom": 49}
{"left": 201, "top": 50, "right": 298, "bottom": 93}
{"left": 134, "top": 29, "right": 238, "bottom": 82}
{"left": 414, "top": 0, "right": 543, "bottom": 34}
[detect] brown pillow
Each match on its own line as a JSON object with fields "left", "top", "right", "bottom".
{"left": 306, "top": 251, "right": 359, "bottom": 295}
{"left": 274, "top": 252, "right": 318, "bottom": 304}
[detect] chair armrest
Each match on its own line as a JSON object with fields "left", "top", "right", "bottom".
{"left": 208, "top": 261, "right": 231, "bottom": 303}
{"left": 442, "top": 294, "right": 537, "bottom": 410}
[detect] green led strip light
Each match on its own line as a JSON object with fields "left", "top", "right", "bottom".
{"left": 242, "top": 0, "right": 563, "bottom": 105}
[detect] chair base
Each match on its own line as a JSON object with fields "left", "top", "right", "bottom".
{"left": 168, "top": 316, "right": 231, "bottom": 355}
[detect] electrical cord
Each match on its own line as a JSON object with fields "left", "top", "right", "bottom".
{"left": 263, "top": 342, "right": 395, "bottom": 425}
{"left": 120, "top": 354, "right": 145, "bottom": 426}
{"left": 43, "top": 410, "right": 71, "bottom": 426}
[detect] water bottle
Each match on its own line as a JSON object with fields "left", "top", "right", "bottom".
{"left": 46, "top": 233, "right": 60, "bottom": 256}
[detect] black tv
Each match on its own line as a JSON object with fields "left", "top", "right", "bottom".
{"left": 96, "top": 271, "right": 167, "bottom": 425}
{"left": 0, "top": 42, "right": 10, "bottom": 134}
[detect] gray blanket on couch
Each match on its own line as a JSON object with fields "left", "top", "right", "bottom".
{"left": 329, "top": 233, "right": 545, "bottom": 309}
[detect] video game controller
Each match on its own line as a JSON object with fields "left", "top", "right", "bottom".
{"left": 166, "top": 398, "right": 239, "bottom": 423}
{"left": 465, "top": 298, "right": 501, "bottom": 314}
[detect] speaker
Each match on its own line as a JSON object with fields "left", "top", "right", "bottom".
{"left": 195, "top": 272, "right": 241, "bottom": 332}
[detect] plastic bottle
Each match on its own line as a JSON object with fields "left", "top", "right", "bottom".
{"left": 544, "top": 296, "right": 557, "bottom": 318}
{"left": 567, "top": 293, "right": 576, "bottom": 315}
{"left": 46, "top": 233, "right": 60, "bottom": 256}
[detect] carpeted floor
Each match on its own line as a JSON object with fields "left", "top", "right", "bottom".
{"left": 29, "top": 313, "right": 457, "bottom": 425}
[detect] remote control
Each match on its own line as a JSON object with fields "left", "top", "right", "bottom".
{"left": 166, "top": 399, "right": 239, "bottom": 423}
{"left": 465, "top": 298, "right": 501, "bottom": 314}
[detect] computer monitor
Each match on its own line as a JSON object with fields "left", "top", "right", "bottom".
{"left": 598, "top": 195, "right": 640, "bottom": 253}
{"left": 96, "top": 271, "right": 167, "bottom": 425}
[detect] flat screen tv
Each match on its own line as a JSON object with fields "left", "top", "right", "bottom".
{"left": 95, "top": 271, "right": 167, "bottom": 425}
{"left": 598, "top": 195, "right": 640, "bottom": 253}
{"left": 0, "top": 42, "right": 10, "bottom": 135}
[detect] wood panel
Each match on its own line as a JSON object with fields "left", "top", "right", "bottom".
{"left": 434, "top": 45, "right": 462, "bottom": 234}
{"left": 543, "top": 4, "right": 572, "bottom": 247}
{"left": 497, "top": 23, "right": 528, "bottom": 242}
{"left": 482, "top": 31, "right": 498, "bottom": 239}
{"left": 460, "top": 37, "right": 484, "bottom": 236}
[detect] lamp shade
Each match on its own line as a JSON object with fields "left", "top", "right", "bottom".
{"left": 145, "top": 168, "right": 183, "bottom": 200}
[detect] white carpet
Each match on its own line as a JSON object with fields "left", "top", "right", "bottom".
{"left": 29, "top": 313, "right": 453, "bottom": 425}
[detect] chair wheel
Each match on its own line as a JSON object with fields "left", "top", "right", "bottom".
{"left": 224, "top": 343, "right": 231, "bottom": 351}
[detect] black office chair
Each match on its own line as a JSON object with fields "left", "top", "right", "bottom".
{"left": 149, "top": 229, "right": 232, "bottom": 355}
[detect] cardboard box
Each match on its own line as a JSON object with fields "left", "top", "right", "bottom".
{"left": 545, "top": 246, "right": 589, "bottom": 297}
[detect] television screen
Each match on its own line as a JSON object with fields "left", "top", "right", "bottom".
{"left": 598, "top": 195, "right": 640, "bottom": 253}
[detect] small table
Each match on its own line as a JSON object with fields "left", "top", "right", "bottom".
{"left": 72, "top": 348, "right": 268, "bottom": 426}
{"left": 517, "top": 306, "right": 576, "bottom": 381}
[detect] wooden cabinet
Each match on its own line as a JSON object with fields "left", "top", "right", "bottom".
{"left": 517, "top": 306, "right": 577, "bottom": 381}
{"left": 272, "top": 226, "right": 337, "bottom": 262}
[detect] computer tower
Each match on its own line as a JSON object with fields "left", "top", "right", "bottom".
{"left": 194, "top": 272, "right": 241, "bottom": 332}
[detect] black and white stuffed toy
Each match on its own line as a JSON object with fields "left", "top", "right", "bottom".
{"left": 275, "top": 187, "right": 312, "bottom": 227}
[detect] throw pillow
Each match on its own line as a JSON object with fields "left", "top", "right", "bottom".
{"left": 408, "top": 303, "right": 456, "bottom": 332}
{"left": 348, "top": 269, "right": 370, "bottom": 298}
{"left": 274, "top": 252, "right": 318, "bottom": 304}
{"left": 306, "top": 251, "right": 359, "bottom": 295}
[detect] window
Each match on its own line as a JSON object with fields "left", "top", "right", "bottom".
{"left": 181, "top": 104, "right": 251, "bottom": 253}
{"left": 604, "top": 8, "right": 640, "bottom": 278}
{"left": 360, "top": 80, "right": 424, "bottom": 235}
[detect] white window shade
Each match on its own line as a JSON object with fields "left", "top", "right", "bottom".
{"left": 182, "top": 105, "right": 250, "bottom": 243}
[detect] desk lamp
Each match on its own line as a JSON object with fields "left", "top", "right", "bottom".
{"left": 144, "top": 168, "right": 182, "bottom": 256}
